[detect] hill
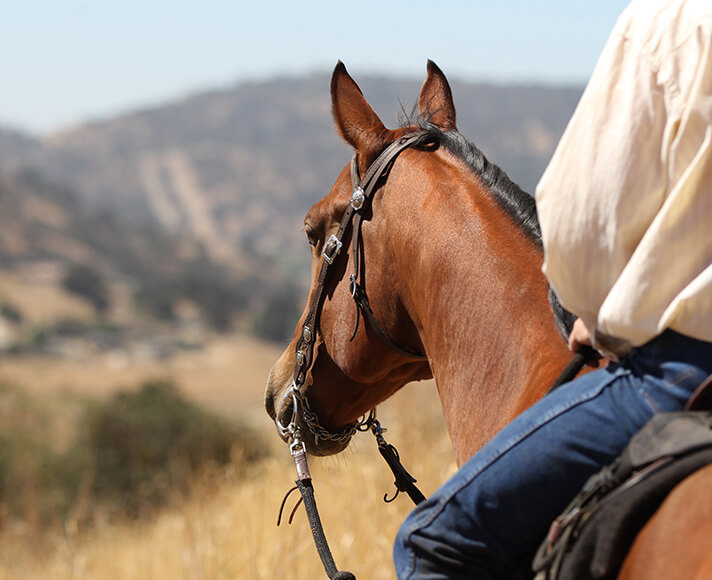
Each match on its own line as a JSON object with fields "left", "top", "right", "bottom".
{"left": 0, "top": 74, "right": 582, "bottom": 273}
{"left": 0, "top": 169, "right": 289, "bottom": 349}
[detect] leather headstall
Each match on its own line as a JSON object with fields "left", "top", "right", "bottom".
{"left": 292, "top": 130, "right": 431, "bottom": 400}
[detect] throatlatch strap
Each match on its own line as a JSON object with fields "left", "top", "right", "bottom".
{"left": 377, "top": 439, "right": 426, "bottom": 505}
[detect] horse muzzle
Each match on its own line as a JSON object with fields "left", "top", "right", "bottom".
{"left": 265, "top": 371, "right": 351, "bottom": 457}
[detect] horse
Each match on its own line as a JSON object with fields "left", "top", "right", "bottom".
{"left": 264, "top": 61, "right": 712, "bottom": 578}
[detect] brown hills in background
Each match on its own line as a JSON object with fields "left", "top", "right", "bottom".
{"left": 0, "top": 73, "right": 582, "bottom": 342}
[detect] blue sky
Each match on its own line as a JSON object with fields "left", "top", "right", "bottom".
{"left": 1, "top": 0, "right": 629, "bottom": 135}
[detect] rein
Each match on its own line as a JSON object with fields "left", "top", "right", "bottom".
{"left": 545, "top": 345, "right": 598, "bottom": 394}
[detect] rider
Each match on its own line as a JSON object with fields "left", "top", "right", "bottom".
{"left": 394, "top": 0, "right": 712, "bottom": 578}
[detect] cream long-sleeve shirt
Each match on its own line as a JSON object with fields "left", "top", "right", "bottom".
{"left": 536, "top": 0, "right": 712, "bottom": 358}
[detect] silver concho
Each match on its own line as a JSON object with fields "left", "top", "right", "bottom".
{"left": 350, "top": 186, "right": 365, "bottom": 210}
{"left": 296, "top": 350, "right": 306, "bottom": 366}
{"left": 302, "top": 325, "right": 312, "bottom": 343}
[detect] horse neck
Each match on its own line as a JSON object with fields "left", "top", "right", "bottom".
{"left": 392, "top": 155, "right": 573, "bottom": 465}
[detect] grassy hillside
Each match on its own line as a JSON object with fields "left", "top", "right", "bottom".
{"left": 0, "top": 75, "right": 581, "bottom": 346}
{"left": 0, "top": 333, "right": 450, "bottom": 580}
{"left": 0, "top": 372, "right": 450, "bottom": 580}
{"left": 1, "top": 76, "right": 581, "bottom": 276}
{"left": 0, "top": 170, "right": 303, "bottom": 343}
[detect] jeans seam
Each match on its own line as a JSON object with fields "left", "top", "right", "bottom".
{"left": 399, "top": 367, "right": 629, "bottom": 578}
{"left": 665, "top": 367, "right": 697, "bottom": 387}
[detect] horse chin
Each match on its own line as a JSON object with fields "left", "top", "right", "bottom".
{"left": 273, "top": 401, "right": 351, "bottom": 457}
{"left": 301, "top": 431, "right": 350, "bottom": 457}
{"left": 266, "top": 362, "right": 354, "bottom": 457}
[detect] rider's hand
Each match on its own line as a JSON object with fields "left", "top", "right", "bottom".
{"left": 568, "top": 318, "right": 602, "bottom": 367}
{"left": 568, "top": 318, "right": 592, "bottom": 352}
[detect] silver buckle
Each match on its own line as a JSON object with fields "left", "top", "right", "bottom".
{"left": 350, "top": 186, "right": 365, "bottom": 210}
{"left": 321, "top": 234, "right": 342, "bottom": 264}
{"left": 276, "top": 382, "right": 301, "bottom": 439}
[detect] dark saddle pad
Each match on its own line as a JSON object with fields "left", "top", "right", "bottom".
{"left": 532, "top": 410, "right": 712, "bottom": 580}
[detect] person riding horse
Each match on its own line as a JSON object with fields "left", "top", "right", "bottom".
{"left": 394, "top": 0, "right": 712, "bottom": 578}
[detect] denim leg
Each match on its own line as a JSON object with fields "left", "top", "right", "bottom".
{"left": 394, "top": 332, "right": 712, "bottom": 580}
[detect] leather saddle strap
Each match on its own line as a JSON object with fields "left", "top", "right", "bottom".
{"left": 686, "top": 373, "right": 712, "bottom": 411}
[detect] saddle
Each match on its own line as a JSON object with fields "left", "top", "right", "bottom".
{"left": 532, "top": 375, "right": 712, "bottom": 580}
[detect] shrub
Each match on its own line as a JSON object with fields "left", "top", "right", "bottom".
{"left": 62, "top": 264, "right": 110, "bottom": 313}
{"left": 252, "top": 284, "right": 302, "bottom": 343}
{"left": 88, "top": 380, "right": 264, "bottom": 517}
{"left": 0, "top": 379, "right": 266, "bottom": 528}
{"left": 0, "top": 303, "right": 23, "bottom": 324}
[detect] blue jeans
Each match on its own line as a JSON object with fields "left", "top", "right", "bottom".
{"left": 393, "top": 331, "right": 712, "bottom": 580}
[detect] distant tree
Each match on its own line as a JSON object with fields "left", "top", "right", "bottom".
{"left": 88, "top": 380, "right": 264, "bottom": 517}
{"left": 62, "top": 264, "right": 110, "bottom": 313}
{"left": 0, "top": 303, "right": 23, "bottom": 324}
{"left": 252, "top": 285, "right": 302, "bottom": 343}
{"left": 135, "top": 280, "right": 178, "bottom": 321}
{"left": 178, "top": 262, "right": 246, "bottom": 331}
{"left": 133, "top": 262, "right": 247, "bottom": 330}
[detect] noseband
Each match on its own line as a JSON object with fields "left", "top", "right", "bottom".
{"left": 277, "top": 130, "right": 432, "bottom": 451}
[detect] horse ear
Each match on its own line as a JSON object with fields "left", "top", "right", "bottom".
{"left": 331, "top": 61, "right": 393, "bottom": 163}
{"left": 419, "top": 60, "right": 457, "bottom": 131}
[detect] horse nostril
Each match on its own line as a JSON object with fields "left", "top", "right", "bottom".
{"left": 264, "top": 388, "right": 277, "bottom": 420}
{"left": 265, "top": 364, "right": 283, "bottom": 420}
{"left": 277, "top": 404, "right": 292, "bottom": 430}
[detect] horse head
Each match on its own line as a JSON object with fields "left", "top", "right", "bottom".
{"left": 264, "top": 62, "right": 455, "bottom": 456}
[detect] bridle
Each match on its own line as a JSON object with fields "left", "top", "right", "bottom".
{"left": 276, "top": 129, "right": 432, "bottom": 455}
{"left": 274, "top": 130, "right": 433, "bottom": 580}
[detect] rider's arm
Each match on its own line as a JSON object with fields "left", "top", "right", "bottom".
{"left": 536, "top": 1, "right": 712, "bottom": 358}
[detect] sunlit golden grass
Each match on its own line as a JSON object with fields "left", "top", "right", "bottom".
{"left": 0, "top": 335, "right": 282, "bottom": 419}
{"left": 0, "top": 338, "right": 455, "bottom": 579}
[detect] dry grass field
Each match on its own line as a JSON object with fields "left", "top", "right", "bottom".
{"left": 0, "top": 335, "right": 455, "bottom": 580}
{"left": 0, "top": 335, "right": 281, "bottom": 417}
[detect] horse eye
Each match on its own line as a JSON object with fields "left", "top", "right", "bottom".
{"left": 304, "top": 226, "right": 318, "bottom": 247}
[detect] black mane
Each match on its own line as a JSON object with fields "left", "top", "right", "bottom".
{"left": 411, "top": 119, "right": 575, "bottom": 339}
{"left": 417, "top": 120, "right": 542, "bottom": 247}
